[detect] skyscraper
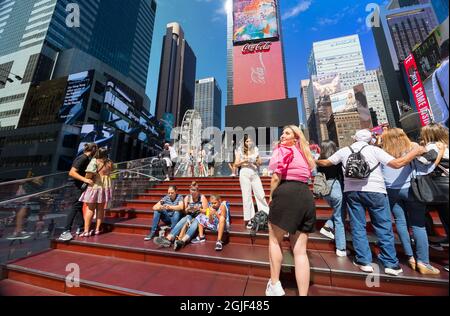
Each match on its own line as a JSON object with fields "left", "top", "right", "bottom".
{"left": 300, "top": 79, "right": 311, "bottom": 123}
{"left": 155, "top": 22, "right": 197, "bottom": 128}
{"left": 194, "top": 78, "right": 222, "bottom": 130}
{"left": 372, "top": 0, "right": 439, "bottom": 125}
{"left": 308, "top": 35, "right": 366, "bottom": 76}
{"left": 0, "top": 0, "right": 157, "bottom": 129}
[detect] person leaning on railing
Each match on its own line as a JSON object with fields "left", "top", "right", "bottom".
{"left": 58, "top": 143, "right": 98, "bottom": 242}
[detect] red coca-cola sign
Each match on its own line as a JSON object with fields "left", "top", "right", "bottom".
{"left": 241, "top": 42, "right": 272, "bottom": 55}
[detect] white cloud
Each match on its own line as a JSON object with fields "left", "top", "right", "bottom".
{"left": 282, "top": 0, "right": 313, "bottom": 20}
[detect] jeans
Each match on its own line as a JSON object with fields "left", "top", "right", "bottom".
{"left": 387, "top": 187, "right": 430, "bottom": 264}
{"left": 150, "top": 210, "right": 182, "bottom": 234}
{"left": 64, "top": 186, "right": 84, "bottom": 231}
{"left": 170, "top": 215, "right": 199, "bottom": 240}
{"left": 323, "top": 180, "right": 347, "bottom": 251}
{"left": 345, "top": 191, "right": 399, "bottom": 268}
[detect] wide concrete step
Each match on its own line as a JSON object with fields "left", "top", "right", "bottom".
{"left": 51, "top": 232, "right": 449, "bottom": 295}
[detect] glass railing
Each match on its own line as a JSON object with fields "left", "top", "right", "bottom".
{"left": 0, "top": 156, "right": 164, "bottom": 266}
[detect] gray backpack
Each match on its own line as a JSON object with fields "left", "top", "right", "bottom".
{"left": 313, "top": 173, "right": 333, "bottom": 197}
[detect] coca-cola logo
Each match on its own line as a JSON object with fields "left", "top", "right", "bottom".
{"left": 242, "top": 42, "right": 272, "bottom": 55}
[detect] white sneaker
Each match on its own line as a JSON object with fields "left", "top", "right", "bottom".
{"left": 265, "top": 280, "right": 285, "bottom": 296}
{"left": 353, "top": 260, "right": 374, "bottom": 273}
{"left": 384, "top": 266, "right": 403, "bottom": 276}
{"left": 336, "top": 249, "right": 347, "bottom": 257}
{"left": 319, "top": 226, "right": 335, "bottom": 240}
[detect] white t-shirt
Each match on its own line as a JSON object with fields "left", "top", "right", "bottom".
{"left": 328, "top": 141, "right": 395, "bottom": 194}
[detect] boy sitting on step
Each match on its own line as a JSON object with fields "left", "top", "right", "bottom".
{"left": 191, "top": 195, "right": 230, "bottom": 251}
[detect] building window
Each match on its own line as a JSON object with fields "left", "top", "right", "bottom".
{"left": 90, "top": 99, "right": 102, "bottom": 113}
{"left": 94, "top": 81, "right": 105, "bottom": 95}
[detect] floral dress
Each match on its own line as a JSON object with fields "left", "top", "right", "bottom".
{"left": 79, "top": 158, "right": 113, "bottom": 204}
{"left": 195, "top": 201, "right": 230, "bottom": 232}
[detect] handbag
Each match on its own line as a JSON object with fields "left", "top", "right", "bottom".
{"left": 81, "top": 162, "right": 106, "bottom": 191}
{"left": 411, "top": 161, "right": 449, "bottom": 205}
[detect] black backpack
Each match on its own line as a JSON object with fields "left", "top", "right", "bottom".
{"left": 345, "top": 145, "right": 380, "bottom": 179}
{"left": 250, "top": 211, "right": 269, "bottom": 237}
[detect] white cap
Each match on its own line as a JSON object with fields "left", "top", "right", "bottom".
{"left": 352, "top": 129, "right": 373, "bottom": 143}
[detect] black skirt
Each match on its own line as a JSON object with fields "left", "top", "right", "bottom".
{"left": 269, "top": 181, "right": 316, "bottom": 234}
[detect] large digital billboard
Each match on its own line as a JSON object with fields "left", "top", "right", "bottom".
{"left": 77, "top": 124, "right": 114, "bottom": 155}
{"left": 233, "top": 41, "right": 286, "bottom": 105}
{"left": 353, "top": 84, "right": 373, "bottom": 129}
{"left": 330, "top": 89, "right": 357, "bottom": 113}
{"left": 233, "top": 0, "right": 279, "bottom": 44}
{"left": 312, "top": 74, "right": 342, "bottom": 100}
{"left": 59, "top": 71, "right": 93, "bottom": 125}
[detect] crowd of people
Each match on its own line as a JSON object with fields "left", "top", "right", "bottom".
{"left": 54, "top": 121, "right": 448, "bottom": 297}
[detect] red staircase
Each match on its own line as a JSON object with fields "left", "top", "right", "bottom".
{"left": 1, "top": 177, "right": 448, "bottom": 296}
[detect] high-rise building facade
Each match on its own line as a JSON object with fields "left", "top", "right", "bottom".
{"left": 373, "top": 0, "right": 439, "bottom": 125}
{"left": 155, "top": 22, "right": 197, "bottom": 128}
{"left": 0, "top": 0, "right": 156, "bottom": 129}
{"left": 327, "top": 111, "right": 363, "bottom": 148}
{"left": 308, "top": 35, "right": 366, "bottom": 77}
{"left": 194, "top": 78, "right": 222, "bottom": 130}
{"left": 300, "top": 79, "right": 311, "bottom": 123}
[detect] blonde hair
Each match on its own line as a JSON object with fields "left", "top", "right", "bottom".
{"left": 382, "top": 128, "right": 413, "bottom": 158}
{"left": 283, "top": 125, "right": 316, "bottom": 170}
{"left": 420, "top": 123, "right": 449, "bottom": 146}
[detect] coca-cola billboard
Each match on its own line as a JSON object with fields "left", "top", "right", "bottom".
{"left": 242, "top": 42, "right": 272, "bottom": 55}
{"left": 233, "top": 41, "right": 286, "bottom": 105}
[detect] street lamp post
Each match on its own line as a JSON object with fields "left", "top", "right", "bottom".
{"left": 0, "top": 68, "right": 23, "bottom": 85}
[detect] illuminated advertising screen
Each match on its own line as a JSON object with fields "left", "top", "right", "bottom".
{"left": 77, "top": 124, "right": 114, "bottom": 155}
{"left": 353, "top": 84, "right": 373, "bottom": 129}
{"left": 233, "top": 0, "right": 279, "bottom": 44}
{"left": 330, "top": 89, "right": 357, "bottom": 113}
{"left": 312, "top": 74, "right": 342, "bottom": 100}
{"left": 403, "top": 54, "right": 432, "bottom": 126}
{"left": 59, "top": 71, "right": 93, "bottom": 125}
{"left": 233, "top": 41, "right": 286, "bottom": 105}
{"left": 412, "top": 30, "right": 442, "bottom": 81}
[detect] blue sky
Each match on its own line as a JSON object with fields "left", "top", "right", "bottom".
{"left": 146, "top": 0, "right": 388, "bottom": 126}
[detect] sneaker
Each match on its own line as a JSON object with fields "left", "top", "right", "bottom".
{"left": 153, "top": 236, "right": 172, "bottom": 248}
{"left": 336, "top": 249, "right": 347, "bottom": 257}
{"left": 164, "top": 177, "right": 170, "bottom": 182}
{"left": 353, "top": 260, "right": 374, "bottom": 273}
{"left": 174, "top": 239, "right": 185, "bottom": 251}
{"left": 144, "top": 231, "right": 156, "bottom": 241}
{"left": 416, "top": 262, "right": 440, "bottom": 275}
{"left": 246, "top": 220, "right": 254, "bottom": 230}
{"left": 191, "top": 236, "right": 206, "bottom": 244}
{"left": 215, "top": 240, "right": 223, "bottom": 251}
{"left": 385, "top": 266, "right": 403, "bottom": 276}
{"left": 444, "top": 265, "right": 449, "bottom": 272}
{"left": 320, "top": 226, "right": 335, "bottom": 240}
{"left": 265, "top": 280, "right": 285, "bottom": 296}
{"left": 58, "top": 231, "right": 73, "bottom": 241}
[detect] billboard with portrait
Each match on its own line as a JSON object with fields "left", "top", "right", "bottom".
{"left": 233, "top": 41, "right": 286, "bottom": 105}
{"left": 353, "top": 84, "right": 373, "bottom": 129}
{"left": 330, "top": 89, "right": 357, "bottom": 113}
{"left": 59, "top": 71, "right": 93, "bottom": 125}
{"left": 233, "top": 0, "right": 279, "bottom": 44}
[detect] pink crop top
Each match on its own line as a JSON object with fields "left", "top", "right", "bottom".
{"left": 269, "top": 145, "right": 312, "bottom": 183}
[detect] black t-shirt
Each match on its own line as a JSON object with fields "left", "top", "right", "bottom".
{"left": 71, "top": 154, "right": 91, "bottom": 189}
{"left": 317, "top": 163, "right": 344, "bottom": 181}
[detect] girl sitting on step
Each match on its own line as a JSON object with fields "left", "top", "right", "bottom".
{"left": 191, "top": 195, "right": 230, "bottom": 251}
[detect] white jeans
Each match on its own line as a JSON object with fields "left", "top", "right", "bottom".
{"left": 239, "top": 167, "right": 269, "bottom": 221}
